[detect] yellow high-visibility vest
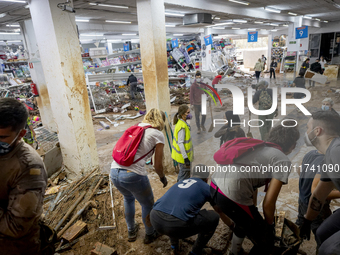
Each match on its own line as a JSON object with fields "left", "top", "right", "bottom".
{"left": 172, "top": 119, "right": 193, "bottom": 164}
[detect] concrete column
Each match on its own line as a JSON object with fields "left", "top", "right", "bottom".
{"left": 20, "top": 19, "right": 56, "bottom": 132}
{"left": 28, "top": 0, "right": 99, "bottom": 175}
{"left": 202, "top": 27, "right": 212, "bottom": 71}
{"left": 136, "top": 0, "right": 172, "bottom": 170}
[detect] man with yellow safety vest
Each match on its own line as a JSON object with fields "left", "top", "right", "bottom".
{"left": 172, "top": 105, "right": 193, "bottom": 182}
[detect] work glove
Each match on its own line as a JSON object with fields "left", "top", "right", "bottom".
{"left": 160, "top": 176, "right": 168, "bottom": 188}
{"left": 299, "top": 217, "right": 312, "bottom": 240}
{"left": 185, "top": 158, "right": 191, "bottom": 168}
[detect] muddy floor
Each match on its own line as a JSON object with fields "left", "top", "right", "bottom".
{"left": 58, "top": 74, "right": 340, "bottom": 255}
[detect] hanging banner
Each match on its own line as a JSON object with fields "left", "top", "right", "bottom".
{"left": 123, "top": 43, "right": 130, "bottom": 51}
{"left": 204, "top": 34, "right": 213, "bottom": 46}
{"left": 248, "top": 31, "right": 258, "bottom": 42}
{"left": 296, "top": 26, "right": 308, "bottom": 39}
{"left": 171, "top": 38, "right": 179, "bottom": 48}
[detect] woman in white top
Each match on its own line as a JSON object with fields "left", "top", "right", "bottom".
{"left": 320, "top": 56, "right": 327, "bottom": 70}
{"left": 111, "top": 108, "right": 167, "bottom": 244}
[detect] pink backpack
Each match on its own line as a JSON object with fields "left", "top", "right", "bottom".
{"left": 214, "top": 137, "right": 282, "bottom": 165}
{"left": 112, "top": 125, "right": 155, "bottom": 167}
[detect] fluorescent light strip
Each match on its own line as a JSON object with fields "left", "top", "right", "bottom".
{"left": 288, "top": 12, "right": 297, "bottom": 16}
{"left": 232, "top": 28, "right": 240, "bottom": 29}
{"left": 213, "top": 27, "right": 225, "bottom": 30}
{"left": 215, "top": 17, "right": 220, "bottom": 20}
{"left": 76, "top": 19, "right": 89, "bottom": 22}
{"left": 165, "top": 12, "right": 185, "bottom": 17}
{"left": 0, "top": 0, "right": 26, "bottom": 3}
{"left": 122, "top": 33, "right": 136, "bottom": 35}
{"left": 228, "top": 0, "right": 249, "bottom": 5}
{"left": 6, "top": 24, "right": 20, "bottom": 27}
{"left": 0, "top": 13, "right": 7, "bottom": 18}
{"left": 304, "top": 16, "right": 312, "bottom": 19}
{"left": 106, "top": 20, "right": 131, "bottom": 24}
{"left": 283, "top": 24, "right": 289, "bottom": 27}
{"left": 165, "top": 24, "right": 176, "bottom": 27}
{"left": 315, "top": 18, "right": 321, "bottom": 21}
{"left": 89, "top": 3, "right": 128, "bottom": 8}
{"left": 324, "top": 20, "right": 329, "bottom": 23}
{"left": 173, "top": 34, "right": 183, "bottom": 36}
{"left": 0, "top": 32, "right": 20, "bottom": 35}
{"left": 254, "top": 21, "right": 263, "bottom": 24}
{"left": 233, "top": 19, "right": 247, "bottom": 23}
{"left": 209, "top": 22, "right": 233, "bottom": 27}
{"left": 271, "top": 29, "right": 278, "bottom": 31}
{"left": 2, "top": 40, "right": 21, "bottom": 42}
{"left": 80, "top": 34, "right": 104, "bottom": 36}
{"left": 248, "top": 28, "right": 256, "bottom": 31}
{"left": 264, "top": 7, "right": 281, "bottom": 13}
{"left": 270, "top": 23, "right": 279, "bottom": 26}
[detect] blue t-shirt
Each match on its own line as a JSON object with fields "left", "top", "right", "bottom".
{"left": 153, "top": 178, "right": 213, "bottom": 222}
{"left": 299, "top": 150, "right": 324, "bottom": 205}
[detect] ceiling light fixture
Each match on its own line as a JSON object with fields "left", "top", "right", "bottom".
{"left": 214, "top": 27, "right": 225, "bottom": 29}
{"left": 106, "top": 20, "right": 131, "bottom": 24}
{"left": 315, "top": 18, "right": 321, "bottom": 21}
{"left": 0, "top": 32, "right": 20, "bottom": 35}
{"left": 228, "top": 0, "right": 249, "bottom": 5}
{"left": 215, "top": 17, "right": 220, "bottom": 20}
{"left": 288, "top": 12, "right": 297, "bottom": 16}
{"left": 232, "top": 27, "right": 240, "bottom": 29}
{"left": 303, "top": 16, "right": 312, "bottom": 19}
{"left": 283, "top": 24, "right": 289, "bottom": 27}
{"left": 207, "top": 22, "right": 233, "bottom": 27}
{"left": 264, "top": 7, "right": 281, "bottom": 13}
{"left": 0, "top": 0, "right": 26, "bottom": 3}
{"left": 6, "top": 24, "right": 20, "bottom": 27}
{"left": 324, "top": 20, "right": 329, "bottom": 23}
{"left": 76, "top": 19, "right": 89, "bottom": 22}
{"left": 271, "top": 29, "right": 278, "bottom": 31}
{"left": 89, "top": 3, "right": 128, "bottom": 8}
{"left": 165, "top": 24, "right": 176, "bottom": 27}
{"left": 122, "top": 33, "right": 136, "bottom": 35}
{"left": 5, "top": 40, "right": 21, "bottom": 42}
{"left": 107, "top": 40, "right": 122, "bottom": 42}
{"left": 0, "top": 13, "right": 7, "bottom": 18}
{"left": 248, "top": 28, "right": 256, "bottom": 30}
{"left": 233, "top": 19, "right": 247, "bottom": 23}
{"left": 165, "top": 12, "right": 185, "bottom": 17}
{"left": 80, "top": 34, "right": 104, "bottom": 36}
{"left": 254, "top": 21, "right": 263, "bottom": 24}
{"left": 173, "top": 34, "right": 184, "bottom": 36}
{"left": 270, "top": 23, "right": 279, "bottom": 26}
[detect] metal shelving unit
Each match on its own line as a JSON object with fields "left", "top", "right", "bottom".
{"left": 107, "top": 48, "right": 140, "bottom": 59}
{"left": 87, "top": 60, "right": 142, "bottom": 73}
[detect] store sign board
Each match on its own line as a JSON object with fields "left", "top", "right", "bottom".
{"left": 295, "top": 26, "right": 308, "bottom": 39}
{"left": 204, "top": 34, "right": 213, "bottom": 46}
{"left": 171, "top": 38, "right": 179, "bottom": 48}
{"left": 123, "top": 43, "right": 130, "bottom": 51}
{"left": 248, "top": 31, "right": 258, "bottom": 43}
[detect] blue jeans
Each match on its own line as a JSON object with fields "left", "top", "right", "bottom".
{"left": 111, "top": 168, "right": 155, "bottom": 235}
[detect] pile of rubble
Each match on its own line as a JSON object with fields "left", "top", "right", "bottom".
{"left": 43, "top": 168, "right": 118, "bottom": 254}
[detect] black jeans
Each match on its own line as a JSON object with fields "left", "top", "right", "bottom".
{"left": 255, "top": 71, "right": 261, "bottom": 82}
{"left": 270, "top": 68, "right": 276, "bottom": 79}
{"left": 316, "top": 209, "right": 340, "bottom": 255}
{"left": 130, "top": 82, "right": 137, "bottom": 99}
{"left": 193, "top": 104, "right": 206, "bottom": 130}
{"left": 150, "top": 209, "right": 219, "bottom": 254}
{"left": 210, "top": 184, "right": 274, "bottom": 255}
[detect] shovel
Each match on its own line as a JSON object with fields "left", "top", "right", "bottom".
{"left": 247, "top": 110, "right": 253, "bottom": 138}
{"left": 208, "top": 100, "right": 214, "bottom": 132}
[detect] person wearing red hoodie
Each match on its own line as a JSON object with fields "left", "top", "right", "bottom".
{"left": 190, "top": 71, "right": 206, "bottom": 134}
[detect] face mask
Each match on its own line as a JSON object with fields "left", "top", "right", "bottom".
{"left": 321, "top": 105, "right": 330, "bottom": 111}
{"left": 0, "top": 131, "right": 21, "bottom": 155}
{"left": 196, "top": 78, "right": 201, "bottom": 82}
{"left": 304, "top": 128, "right": 317, "bottom": 147}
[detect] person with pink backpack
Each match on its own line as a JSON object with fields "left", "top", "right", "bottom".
{"left": 210, "top": 122, "right": 300, "bottom": 255}
{"left": 111, "top": 108, "right": 168, "bottom": 244}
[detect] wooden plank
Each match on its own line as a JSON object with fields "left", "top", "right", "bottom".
{"left": 61, "top": 220, "right": 87, "bottom": 242}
